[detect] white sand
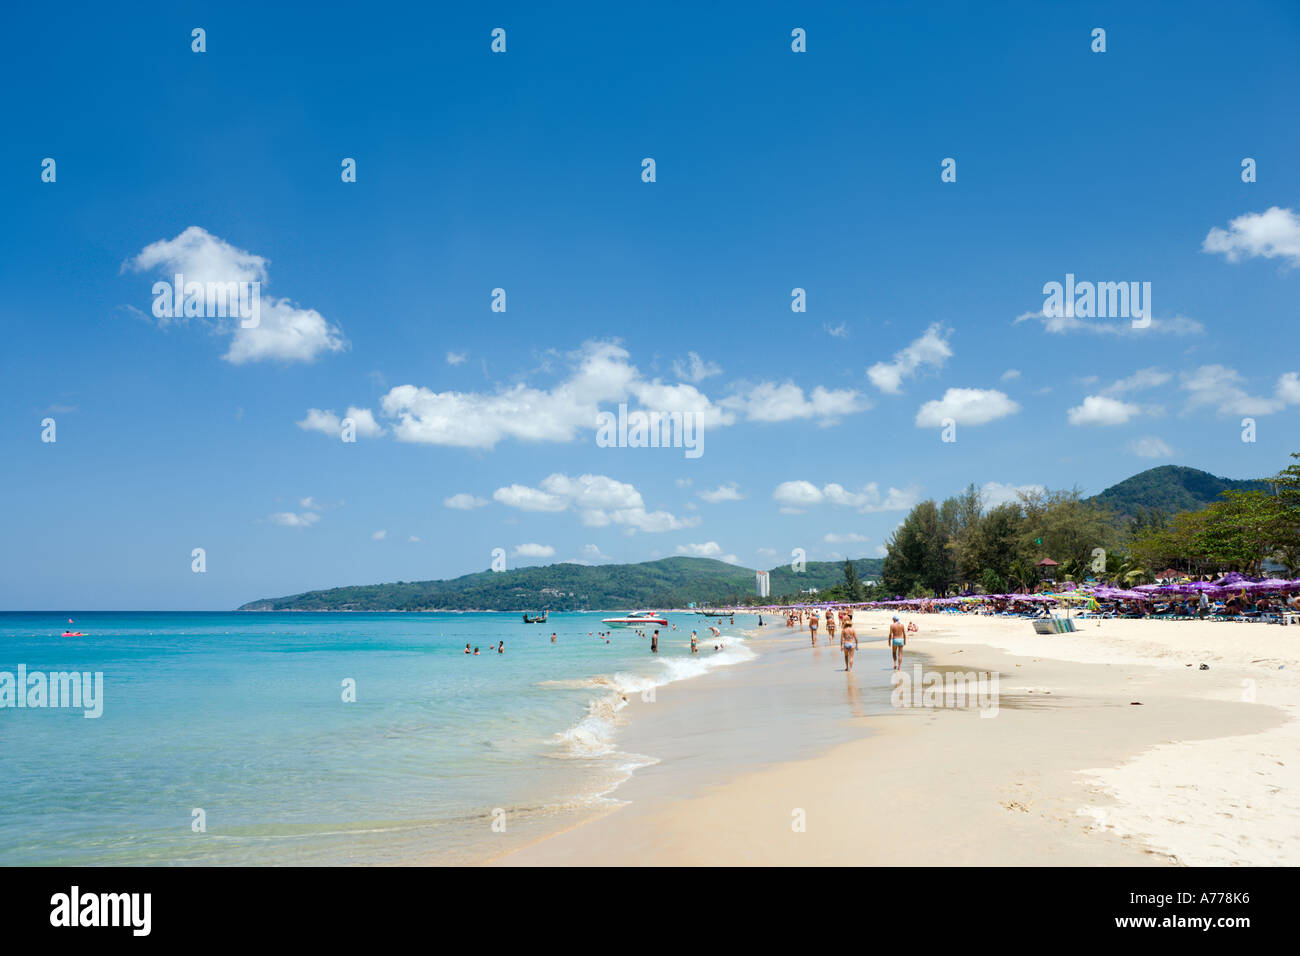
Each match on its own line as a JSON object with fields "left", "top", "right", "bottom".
{"left": 495, "top": 610, "right": 1300, "bottom": 866}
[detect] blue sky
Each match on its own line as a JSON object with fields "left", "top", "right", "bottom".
{"left": 2, "top": 1, "right": 1298, "bottom": 609}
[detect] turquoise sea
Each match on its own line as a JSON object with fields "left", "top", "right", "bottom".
{"left": 0, "top": 611, "right": 754, "bottom": 865}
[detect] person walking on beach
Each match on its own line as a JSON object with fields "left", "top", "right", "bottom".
{"left": 651, "top": 629, "right": 659, "bottom": 653}
{"left": 809, "top": 613, "right": 819, "bottom": 646}
{"left": 841, "top": 617, "right": 857, "bottom": 672}
{"left": 889, "top": 616, "right": 906, "bottom": 671}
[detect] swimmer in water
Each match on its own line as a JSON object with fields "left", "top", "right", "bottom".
{"left": 464, "top": 644, "right": 471, "bottom": 654}
{"left": 651, "top": 629, "right": 659, "bottom": 653}
{"left": 551, "top": 632, "right": 556, "bottom": 643}
{"left": 690, "top": 630, "right": 698, "bottom": 653}
{"left": 497, "top": 641, "right": 504, "bottom": 654}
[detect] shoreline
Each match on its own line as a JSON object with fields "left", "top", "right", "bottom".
{"left": 493, "top": 610, "right": 1299, "bottom": 866}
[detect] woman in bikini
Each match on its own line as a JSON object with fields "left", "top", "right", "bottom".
{"left": 840, "top": 617, "right": 857, "bottom": 672}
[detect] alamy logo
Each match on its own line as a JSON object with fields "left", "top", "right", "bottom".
{"left": 152, "top": 273, "right": 261, "bottom": 328}
{"left": 1042, "top": 273, "right": 1150, "bottom": 328}
{"left": 50, "top": 886, "right": 151, "bottom": 936}
{"left": 0, "top": 665, "right": 103, "bottom": 718}
{"left": 595, "top": 403, "right": 703, "bottom": 459}
{"left": 890, "top": 665, "right": 999, "bottom": 717}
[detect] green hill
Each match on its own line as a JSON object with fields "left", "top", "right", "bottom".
{"left": 1087, "top": 465, "right": 1270, "bottom": 518}
{"left": 237, "top": 556, "right": 884, "bottom": 612}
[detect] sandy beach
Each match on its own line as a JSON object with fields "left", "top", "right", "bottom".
{"left": 496, "top": 610, "right": 1300, "bottom": 866}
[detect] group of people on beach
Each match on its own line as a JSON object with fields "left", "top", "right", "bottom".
{"left": 787, "top": 608, "right": 909, "bottom": 673}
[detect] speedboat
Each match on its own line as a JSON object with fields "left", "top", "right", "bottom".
{"left": 601, "top": 611, "right": 668, "bottom": 627}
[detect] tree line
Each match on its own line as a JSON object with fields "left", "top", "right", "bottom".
{"left": 872, "top": 453, "right": 1300, "bottom": 599}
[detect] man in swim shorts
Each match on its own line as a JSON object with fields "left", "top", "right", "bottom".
{"left": 651, "top": 629, "right": 659, "bottom": 653}
{"left": 889, "top": 615, "right": 906, "bottom": 671}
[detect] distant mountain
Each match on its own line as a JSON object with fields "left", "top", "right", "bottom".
{"left": 1087, "top": 465, "right": 1271, "bottom": 518}
{"left": 237, "top": 556, "right": 885, "bottom": 611}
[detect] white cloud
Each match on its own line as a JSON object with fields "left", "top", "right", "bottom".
{"left": 493, "top": 484, "right": 569, "bottom": 512}
{"left": 672, "top": 351, "right": 722, "bottom": 383}
{"left": 445, "top": 352, "right": 468, "bottom": 365}
{"left": 773, "top": 481, "right": 919, "bottom": 514}
{"left": 915, "top": 388, "right": 1020, "bottom": 427}
{"left": 125, "top": 226, "right": 347, "bottom": 363}
{"left": 268, "top": 511, "right": 320, "bottom": 528}
{"left": 980, "top": 482, "right": 1045, "bottom": 508}
{"left": 1203, "top": 206, "right": 1300, "bottom": 267}
{"left": 377, "top": 342, "right": 731, "bottom": 448}
{"left": 409, "top": 535, "right": 420, "bottom": 542}
{"left": 1014, "top": 311, "right": 1203, "bottom": 337}
{"left": 1180, "top": 365, "right": 1300, "bottom": 416}
{"left": 1278, "top": 372, "right": 1300, "bottom": 404}
{"left": 1001, "top": 369, "right": 1021, "bottom": 382}
{"left": 772, "top": 480, "right": 822, "bottom": 511}
{"left": 1100, "top": 367, "right": 1171, "bottom": 395}
{"left": 866, "top": 324, "right": 953, "bottom": 394}
{"left": 371, "top": 529, "right": 387, "bottom": 541}
{"left": 720, "top": 382, "right": 866, "bottom": 424}
{"left": 825, "top": 322, "right": 849, "bottom": 339}
{"left": 443, "top": 493, "right": 489, "bottom": 510}
{"left": 676, "top": 541, "right": 739, "bottom": 563}
{"left": 580, "top": 543, "right": 611, "bottom": 562}
{"left": 495, "top": 473, "right": 699, "bottom": 533}
{"left": 1128, "top": 437, "right": 1174, "bottom": 459}
{"left": 1067, "top": 395, "right": 1141, "bottom": 426}
{"left": 676, "top": 541, "right": 722, "bottom": 557}
{"left": 698, "top": 482, "right": 744, "bottom": 503}
{"left": 309, "top": 341, "right": 866, "bottom": 449}
{"left": 824, "top": 532, "right": 869, "bottom": 544}
{"left": 512, "top": 543, "right": 555, "bottom": 558}
{"left": 297, "top": 407, "right": 384, "bottom": 438}
{"left": 675, "top": 477, "right": 693, "bottom": 487}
